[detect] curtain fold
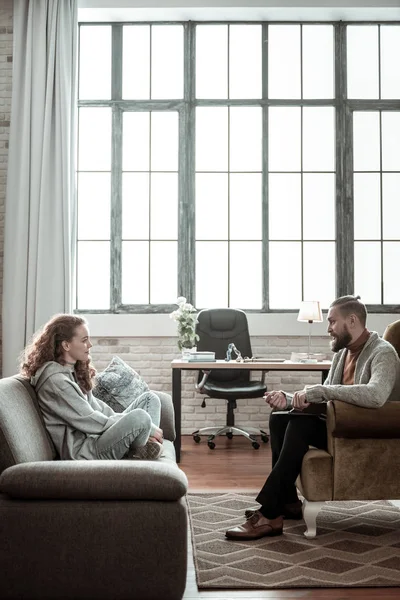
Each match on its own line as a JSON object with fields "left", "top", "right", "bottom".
{"left": 2, "top": 0, "right": 77, "bottom": 376}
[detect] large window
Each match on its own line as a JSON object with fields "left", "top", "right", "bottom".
{"left": 77, "top": 21, "right": 400, "bottom": 313}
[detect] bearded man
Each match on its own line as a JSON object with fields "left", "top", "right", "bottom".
{"left": 226, "top": 295, "right": 400, "bottom": 541}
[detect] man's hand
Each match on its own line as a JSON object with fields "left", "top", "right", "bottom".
{"left": 264, "top": 390, "right": 287, "bottom": 410}
{"left": 292, "top": 390, "right": 310, "bottom": 410}
{"left": 149, "top": 426, "right": 164, "bottom": 444}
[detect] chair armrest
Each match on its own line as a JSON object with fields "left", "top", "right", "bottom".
{"left": 327, "top": 400, "right": 400, "bottom": 439}
{"left": 0, "top": 460, "right": 188, "bottom": 501}
{"left": 153, "top": 390, "right": 176, "bottom": 441}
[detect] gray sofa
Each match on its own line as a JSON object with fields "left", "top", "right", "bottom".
{"left": 0, "top": 375, "right": 188, "bottom": 600}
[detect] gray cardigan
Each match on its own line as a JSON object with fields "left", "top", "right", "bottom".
{"left": 305, "top": 332, "right": 400, "bottom": 408}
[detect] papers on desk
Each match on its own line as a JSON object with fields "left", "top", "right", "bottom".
{"left": 185, "top": 351, "right": 216, "bottom": 362}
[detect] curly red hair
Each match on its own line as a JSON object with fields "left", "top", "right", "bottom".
{"left": 20, "top": 314, "right": 96, "bottom": 393}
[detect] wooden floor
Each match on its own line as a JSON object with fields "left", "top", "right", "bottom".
{"left": 179, "top": 434, "right": 400, "bottom": 600}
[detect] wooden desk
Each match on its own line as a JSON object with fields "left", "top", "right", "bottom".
{"left": 171, "top": 359, "right": 331, "bottom": 462}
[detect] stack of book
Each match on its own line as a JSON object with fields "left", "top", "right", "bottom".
{"left": 186, "top": 351, "right": 216, "bottom": 362}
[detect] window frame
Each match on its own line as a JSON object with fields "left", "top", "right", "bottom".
{"left": 76, "top": 20, "right": 400, "bottom": 315}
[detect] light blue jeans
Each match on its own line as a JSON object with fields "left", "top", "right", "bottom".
{"left": 95, "top": 391, "right": 161, "bottom": 460}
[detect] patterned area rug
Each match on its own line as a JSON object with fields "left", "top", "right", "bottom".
{"left": 188, "top": 492, "right": 400, "bottom": 589}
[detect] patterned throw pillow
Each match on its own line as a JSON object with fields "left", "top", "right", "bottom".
{"left": 93, "top": 356, "right": 150, "bottom": 413}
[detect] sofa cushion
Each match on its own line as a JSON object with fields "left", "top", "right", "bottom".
{"left": 93, "top": 356, "right": 150, "bottom": 412}
{"left": 0, "top": 377, "right": 57, "bottom": 474}
{"left": 0, "top": 445, "right": 188, "bottom": 500}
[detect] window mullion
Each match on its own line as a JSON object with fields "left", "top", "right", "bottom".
{"left": 262, "top": 23, "right": 269, "bottom": 311}
{"left": 335, "top": 22, "right": 354, "bottom": 297}
{"left": 111, "top": 25, "right": 123, "bottom": 311}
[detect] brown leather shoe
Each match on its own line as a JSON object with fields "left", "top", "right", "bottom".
{"left": 225, "top": 511, "right": 283, "bottom": 541}
{"left": 245, "top": 500, "right": 302, "bottom": 521}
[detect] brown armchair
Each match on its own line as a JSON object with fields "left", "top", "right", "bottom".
{"left": 297, "top": 320, "right": 400, "bottom": 538}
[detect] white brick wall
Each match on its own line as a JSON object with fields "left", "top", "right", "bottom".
{"left": 90, "top": 335, "right": 332, "bottom": 434}
{"left": 0, "top": 1, "right": 12, "bottom": 376}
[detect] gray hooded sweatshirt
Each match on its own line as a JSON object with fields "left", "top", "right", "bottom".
{"left": 31, "top": 362, "right": 123, "bottom": 460}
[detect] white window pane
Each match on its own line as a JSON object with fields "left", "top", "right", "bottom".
{"left": 268, "top": 25, "right": 301, "bottom": 99}
{"left": 269, "top": 174, "right": 301, "bottom": 240}
{"left": 302, "top": 26, "right": 334, "bottom": 99}
{"left": 383, "top": 243, "right": 400, "bottom": 304}
{"left": 122, "top": 173, "right": 149, "bottom": 240}
{"left": 383, "top": 174, "right": 400, "bottom": 240}
{"left": 303, "top": 107, "right": 335, "bottom": 172}
{"left": 230, "top": 242, "right": 262, "bottom": 309}
{"left": 381, "top": 112, "right": 400, "bottom": 172}
{"left": 196, "top": 107, "right": 228, "bottom": 172}
{"left": 150, "top": 242, "right": 177, "bottom": 304}
{"left": 354, "top": 173, "right": 381, "bottom": 240}
{"left": 78, "top": 173, "right": 110, "bottom": 240}
{"left": 151, "top": 112, "right": 179, "bottom": 172}
{"left": 353, "top": 112, "right": 380, "bottom": 172}
{"left": 123, "top": 26, "right": 150, "bottom": 100}
{"left": 150, "top": 173, "right": 178, "bottom": 240}
{"left": 381, "top": 26, "right": 400, "bottom": 100}
{"left": 303, "top": 174, "right": 335, "bottom": 240}
{"left": 229, "top": 25, "right": 262, "bottom": 99}
{"left": 230, "top": 107, "right": 262, "bottom": 172}
{"left": 230, "top": 174, "right": 262, "bottom": 240}
{"left": 79, "top": 26, "right": 111, "bottom": 100}
{"left": 347, "top": 26, "right": 379, "bottom": 99}
{"left": 196, "top": 25, "right": 227, "bottom": 99}
{"left": 303, "top": 242, "right": 335, "bottom": 309}
{"left": 77, "top": 242, "right": 110, "bottom": 309}
{"left": 196, "top": 174, "right": 228, "bottom": 240}
{"left": 354, "top": 242, "right": 381, "bottom": 304}
{"left": 123, "top": 112, "right": 149, "bottom": 172}
{"left": 151, "top": 25, "right": 183, "bottom": 99}
{"left": 78, "top": 107, "right": 111, "bottom": 171}
{"left": 269, "top": 242, "right": 302, "bottom": 309}
{"left": 122, "top": 241, "right": 149, "bottom": 304}
{"left": 196, "top": 242, "right": 228, "bottom": 308}
{"left": 268, "top": 107, "right": 301, "bottom": 171}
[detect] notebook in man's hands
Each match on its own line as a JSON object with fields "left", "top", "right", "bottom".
{"left": 273, "top": 403, "right": 327, "bottom": 417}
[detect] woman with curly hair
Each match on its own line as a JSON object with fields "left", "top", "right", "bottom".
{"left": 20, "top": 314, "right": 164, "bottom": 460}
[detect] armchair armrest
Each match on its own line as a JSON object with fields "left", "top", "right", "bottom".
{"left": 0, "top": 460, "right": 188, "bottom": 501}
{"left": 327, "top": 400, "right": 400, "bottom": 439}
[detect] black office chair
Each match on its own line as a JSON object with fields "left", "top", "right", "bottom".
{"left": 192, "top": 308, "right": 269, "bottom": 450}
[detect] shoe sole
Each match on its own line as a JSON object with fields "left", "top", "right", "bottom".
{"left": 226, "top": 528, "right": 283, "bottom": 541}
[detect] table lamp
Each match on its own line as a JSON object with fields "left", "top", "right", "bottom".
{"left": 297, "top": 301, "right": 323, "bottom": 362}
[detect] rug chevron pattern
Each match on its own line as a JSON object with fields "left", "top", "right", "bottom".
{"left": 188, "top": 492, "right": 400, "bottom": 589}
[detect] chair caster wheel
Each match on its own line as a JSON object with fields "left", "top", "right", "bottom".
{"left": 226, "top": 432, "right": 233, "bottom": 439}
{"left": 193, "top": 435, "right": 201, "bottom": 443}
{"left": 252, "top": 442, "right": 260, "bottom": 450}
{"left": 208, "top": 441, "right": 216, "bottom": 450}
{"left": 261, "top": 435, "right": 269, "bottom": 443}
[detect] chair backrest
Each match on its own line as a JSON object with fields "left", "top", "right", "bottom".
{"left": 0, "top": 376, "right": 57, "bottom": 474}
{"left": 196, "top": 308, "right": 252, "bottom": 382}
{"left": 383, "top": 320, "right": 400, "bottom": 359}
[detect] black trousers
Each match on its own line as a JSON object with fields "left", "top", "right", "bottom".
{"left": 255, "top": 411, "right": 328, "bottom": 519}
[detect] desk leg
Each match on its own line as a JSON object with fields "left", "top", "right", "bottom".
{"left": 172, "top": 368, "right": 182, "bottom": 463}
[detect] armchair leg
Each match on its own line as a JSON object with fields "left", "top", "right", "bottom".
{"left": 302, "top": 500, "right": 325, "bottom": 538}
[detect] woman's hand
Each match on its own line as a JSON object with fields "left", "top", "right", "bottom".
{"left": 150, "top": 426, "right": 164, "bottom": 444}
{"left": 263, "top": 390, "right": 287, "bottom": 410}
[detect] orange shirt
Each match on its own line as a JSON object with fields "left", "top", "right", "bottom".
{"left": 342, "top": 329, "right": 370, "bottom": 385}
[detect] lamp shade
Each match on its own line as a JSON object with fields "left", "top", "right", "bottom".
{"left": 297, "top": 301, "right": 323, "bottom": 323}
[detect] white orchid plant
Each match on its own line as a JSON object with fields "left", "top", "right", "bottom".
{"left": 170, "top": 296, "right": 200, "bottom": 351}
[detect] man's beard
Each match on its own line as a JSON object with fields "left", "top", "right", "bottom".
{"left": 330, "top": 327, "right": 352, "bottom": 352}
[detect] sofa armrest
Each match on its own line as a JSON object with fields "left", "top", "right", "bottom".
{"left": 327, "top": 400, "right": 400, "bottom": 439}
{"left": 153, "top": 390, "right": 175, "bottom": 441}
{"left": 0, "top": 460, "right": 188, "bottom": 501}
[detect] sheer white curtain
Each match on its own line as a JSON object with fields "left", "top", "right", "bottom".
{"left": 2, "top": 0, "right": 77, "bottom": 376}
